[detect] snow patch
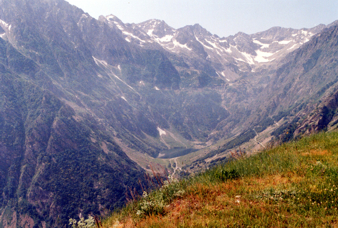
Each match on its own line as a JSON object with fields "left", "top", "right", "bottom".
{"left": 288, "top": 44, "right": 298, "bottom": 50}
{"left": 195, "top": 36, "right": 213, "bottom": 50}
{"left": 114, "top": 74, "right": 139, "bottom": 94}
{"left": 106, "top": 15, "right": 115, "bottom": 20}
{"left": 113, "top": 21, "right": 124, "bottom": 30}
{"left": 309, "top": 32, "right": 314, "bottom": 36}
{"left": 122, "top": 31, "right": 146, "bottom": 43}
{"left": 121, "top": 96, "right": 127, "bottom": 102}
{"left": 0, "top": 19, "right": 10, "bottom": 31}
{"left": 254, "top": 50, "right": 274, "bottom": 63}
{"left": 93, "top": 56, "right": 108, "bottom": 66}
{"left": 240, "top": 51, "right": 255, "bottom": 65}
{"left": 171, "top": 39, "right": 192, "bottom": 51}
{"left": 253, "top": 39, "right": 270, "bottom": 49}
{"left": 205, "top": 39, "right": 218, "bottom": 49}
{"left": 230, "top": 44, "right": 257, "bottom": 64}
{"left": 154, "top": 86, "right": 160, "bottom": 91}
{"left": 301, "top": 30, "right": 308, "bottom": 36}
{"left": 278, "top": 40, "right": 291, "bottom": 45}
{"left": 225, "top": 47, "right": 232, "bottom": 53}
{"left": 157, "top": 127, "right": 166, "bottom": 136}
{"left": 217, "top": 71, "right": 229, "bottom": 79}
{"left": 234, "top": 57, "right": 245, "bottom": 62}
{"left": 107, "top": 15, "right": 115, "bottom": 20}
{"left": 0, "top": 20, "right": 9, "bottom": 28}
{"left": 158, "top": 35, "right": 173, "bottom": 42}
{"left": 139, "top": 81, "right": 145, "bottom": 86}
{"left": 147, "top": 29, "right": 154, "bottom": 36}
{"left": 292, "top": 33, "right": 298, "bottom": 37}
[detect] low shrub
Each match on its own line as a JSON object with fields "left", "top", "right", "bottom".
{"left": 216, "top": 168, "right": 240, "bottom": 181}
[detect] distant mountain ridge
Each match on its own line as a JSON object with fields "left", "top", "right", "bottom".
{"left": 103, "top": 14, "right": 334, "bottom": 74}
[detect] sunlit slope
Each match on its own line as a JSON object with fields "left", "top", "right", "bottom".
{"left": 101, "top": 131, "right": 338, "bottom": 227}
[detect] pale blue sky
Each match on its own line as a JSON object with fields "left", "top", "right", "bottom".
{"left": 66, "top": 0, "right": 338, "bottom": 37}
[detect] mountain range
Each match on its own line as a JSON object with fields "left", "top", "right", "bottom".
{"left": 1, "top": 0, "right": 338, "bottom": 227}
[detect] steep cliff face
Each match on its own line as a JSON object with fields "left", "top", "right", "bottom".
{"left": 262, "top": 25, "right": 338, "bottom": 112}
{"left": 247, "top": 24, "right": 338, "bottom": 145}
{"left": 0, "top": 36, "right": 148, "bottom": 227}
{"left": 0, "top": 0, "right": 150, "bottom": 227}
{"left": 293, "top": 90, "right": 338, "bottom": 136}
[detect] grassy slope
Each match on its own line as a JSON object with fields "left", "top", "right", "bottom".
{"left": 101, "top": 131, "right": 338, "bottom": 227}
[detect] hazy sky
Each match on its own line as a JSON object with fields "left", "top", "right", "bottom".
{"left": 65, "top": 0, "right": 338, "bottom": 37}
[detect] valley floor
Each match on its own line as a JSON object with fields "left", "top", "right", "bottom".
{"left": 100, "top": 131, "right": 338, "bottom": 227}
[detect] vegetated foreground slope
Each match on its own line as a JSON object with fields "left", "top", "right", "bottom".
{"left": 102, "top": 131, "right": 338, "bottom": 227}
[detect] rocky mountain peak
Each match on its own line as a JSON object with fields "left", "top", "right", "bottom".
{"left": 191, "top": 23, "right": 211, "bottom": 36}
{"left": 137, "top": 19, "right": 175, "bottom": 38}
{"left": 104, "top": 14, "right": 122, "bottom": 23}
